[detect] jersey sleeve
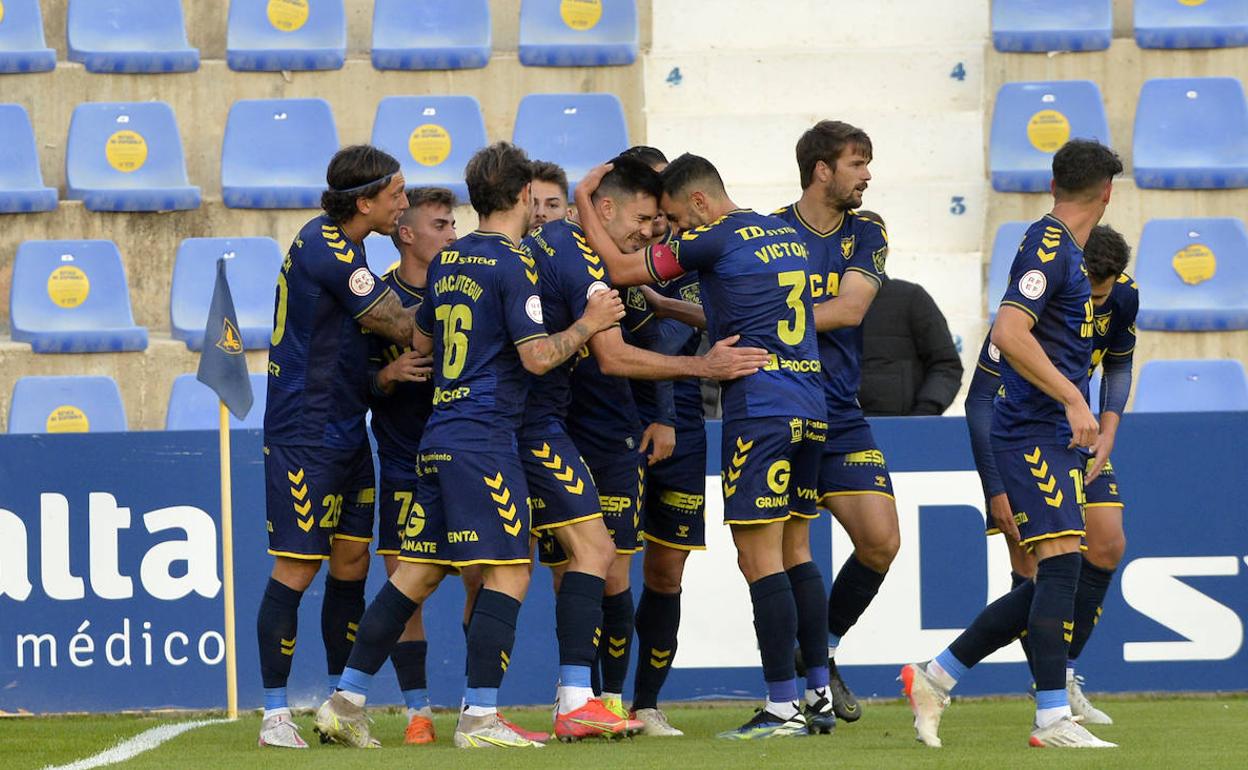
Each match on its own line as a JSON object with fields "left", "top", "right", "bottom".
{"left": 415, "top": 280, "right": 434, "bottom": 338}
{"left": 623, "top": 286, "right": 655, "bottom": 334}
{"left": 644, "top": 228, "right": 718, "bottom": 281}
{"left": 847, "top": 217, "right": 888, "bottom": 286}
{"left": 501, "top": 253, "right": 549, "bottom": 346}
{"left": 996, "top": 230, "right": 1068, "bottom": 322}
{"left": 305, "top": 228, "right": 390, "bottom": 319}
{"left": 965, "top": 367, "right": 1006, "bottom": 499}
{"left": 1107, "top": 281, "right": 1139, "bottom": 356}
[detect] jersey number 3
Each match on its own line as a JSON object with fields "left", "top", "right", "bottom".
{"left": 777, "top": 270, "right": 807, "bottom": 345}
{"left": 435, "top": 303, "right": 473, "bottom": 379}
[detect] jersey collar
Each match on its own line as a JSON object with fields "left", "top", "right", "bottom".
{"left": 391, "top": 270, "right": 425, "bottom": 299}
{"left": 790, "top": 202, "right": 848, "bottom": 238}
{"left": 1042, "top": 213, "right": 1077, "bottom": 243}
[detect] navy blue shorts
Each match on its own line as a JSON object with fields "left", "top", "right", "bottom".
{"left": 541, "top": 447, "right": 645, "bottom": 566}
{"left": 521, "top": 432, "right": 603, "bottom": 533}
{"left": 994, "top": 443, "right": 1086, "bottom": 547}
{"left": 643, "top": 426, "right": 708, "bottom": 550}
{"left": 1083, "top": 455, "right": 1123, "bottom": 507}
{"left": 264, "top": 443, "right": 375, "bottom": 560}
{"left": 720, "top": 417, "right": 824, "bottom": 525}
{"left": 815, "top": 426, "right": 895, "bottom": 510}
{"left": 376, "top": 455, "right": 419, "bottom": 556}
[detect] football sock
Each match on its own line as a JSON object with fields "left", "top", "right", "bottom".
{"left": 1067, "top": 557, "right": 1115, "bottom": 661}
{"left": 946, "top": 578, "right": 1036, "bottom": 674}
{"left": 929, "top": 652, "right": 965, "bottom": 690}
{"left": 827, "top": 554, "right": 886, "bottom": 639}
{"left": 749, "top": 572, "right": 798, "bottom": 702}
{"left": 765, "top": 698, "right": 800, "bottom": 720}
{"left": 339, "top": 581, "right": 418, "bottom": 695}
{"left": 1035, "top": 688, "right": 1072, "bottom": 727}
{"left": 465, "top": 589, "right": 522, "bottom": 714}
{"left": 1010, "top": 571, "right": 1036, "bottom": 669}
{"left": 1029, "top": 552, "right": 1081, "bottom": 697}
{"left": 263, "top": 688, "right": 288, "bottom": 719}
{"left": 557, "top": 665, "right": 595, "bottom": 713}
{"left": 257, "top": 577, "right": 303, "bottom": 710}
{"left": 786, "top": 561, "right": 829, "bottom": 691}
{"left": 556, "top": 571, "right": 605, "bottom": 713}
{"left": 390, "top": 640, "right": 429, "bottom": 711}
{"left": 633, "top": 586, "right": 681, "bottom": 711}
{"left": 322, "top": 575, "right": 367, "bottom": 683}
{"left": 600, "top": 589, "right": 635, "bottom": 695}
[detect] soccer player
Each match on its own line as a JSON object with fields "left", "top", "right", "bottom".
{"left": 902, "top": 139, "right": 1123, "bottom": 749}
{"left": 256, "top": 145, "right": 421, "bottom": 749}
{"left": 313, "top": 142, "right": 625, "bottom": 749}
{"left": 367, "top": 187, "right": 457, "bottom": 745}
{"left": 531, "top": 160, "right": 570, "bottom": 228}
{"left": 576, "top": 154, "right": 828, "bottom": 739}
{"left": 967, "top": 224, "right": 1137, "bottom": 725}
{"left": 773, "top": 121, "right": 898, "bottom": 728}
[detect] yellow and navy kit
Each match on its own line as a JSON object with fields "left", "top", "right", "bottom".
{"left": 264, "top": 443, "right": 376, "bottom": 559}
{"left": 1086, "top": 272, "right": 1138, "bottom": 410}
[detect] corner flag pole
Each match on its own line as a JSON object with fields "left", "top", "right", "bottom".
{"left": 219, "top": 399, "right": 239, "bottom": 720}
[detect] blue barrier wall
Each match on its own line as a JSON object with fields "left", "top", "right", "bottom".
{"left": 1, "top": 414, "right": 1245, "bottom": 713}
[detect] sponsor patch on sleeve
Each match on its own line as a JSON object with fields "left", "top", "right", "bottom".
{"left": 525, "top": 294, "right": 544, "bottom": 324}
{"left": 349, "top": 267, "right": 376, "bottom": 297}
{"left": 1018, "top": 269, "right": 1047, "bottom": 300}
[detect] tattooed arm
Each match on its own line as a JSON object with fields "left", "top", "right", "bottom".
{"left": 517, "top": 288, "right": 625, "bottom": 375}
{"left": 357, "top": 289, "right": 417, "bottom": 346}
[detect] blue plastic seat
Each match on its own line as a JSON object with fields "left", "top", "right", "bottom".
{"left": 364, "top": 234, "right": 401, "bottom": 276}
{"left": 513, "top": 93, "right": 628, "bottom": 193}
{"left": 227, "top": 0, "right": 345, "bottom": 71}
{"left": 66, "top": 102, "right": 201, "bottom": 211}
{"left": 10, "top": 240, "right": 149, "bottom": 353}
{"left": 990, "top": 81, "right": 1110, "bottom": 192}
{"left": 519, "top": 0, "right": 638, "bottom": 66}
{"left": 67, "top": 0, "right": 199, "bottom": 73}
{"left": 1135, "top": 218, "right": 1248, "bottom": 331}
{"left": 8, "top": 376, "right": 127, "bottom": 433}
{"left": 1133, "top": 359, "right": 1248, "bottom": 412}
{"left": 165, "top": 373, "right": 266, "bottom": 430}
{"left": 987, "top": 221, "right": 1029, "bottom": 320}
{"left": 372, "top": 0, "right": 490, "bottom": 70}
{"left": 1134, "top": 77, "right": 1248, "bottom": 189}
{"left": 221, "top": 98, "right": 338, "bottom": 209}
{"left": 1135, "top": 0, "right": 1248, "bottom": 49}
{"left": 0, "top": 104, "right": 57, "bottom": 213}
{"left": 0, "top": 0, "right": 56, "bottom": 73}
{"left": 992, "top": 0, "right": 1112, "bottom": 52}
{"left": 371, "top": 95, "right": 485, "bottom": 202}
{"left": 170, "top": 237, "right": 283, "bottom": 350}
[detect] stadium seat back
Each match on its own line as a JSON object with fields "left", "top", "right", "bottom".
{"left": 364, "top": 234, "right": 401, "bottom": 277}
{"left": 519, "top": 0, "right": 638, "bottom": 66}
{"left": 371, "top": 0, "right": 491, "bottom": 70}
{"left": 165, "top": 373, "right": 267, "bottom": 430}
{"left": 11, "top": 239, "right": 148, "bottom": 353}
{"left": 65, "top": 101, "right": 200, "bottom": 211}
{"left": 0, "top": 103, "right": 57, "bottom": 213}
{"left": 8, "top": 376, "right": 127, "bottom": 434}
{"left": 170, "top": 237, "right": 283, "bottom": 350}
{"left": 1133, "top": 77, "right": 1248, "bottom": 189}
{"left": 987, "top": 221, "right": 1030, "bottom": 320}
{"left": 991, "top": 0, "right": 1112, "bottom": 52}
{"left": 0, "top": 0, "right": 56, "bottom": 73}
{"left": 371, "top": 95, "right": 485, "bottom": 201}
{"left": 1135, "top": 0, "right": 1248, "bottom": 49}
{"left": 227, "top": 0, "right": 346, "bottom": 71}
{"left": 67, "top": 0, "right": 199, "bottom": 73}
{"left": 990, "top": 81, "right": 1110, "bottom": 192}
{"left": 1135, "top": 217, "right": 1248, "bottom": 331}
{"left": 221, "top": 98, "right": 339, "bottom": 209}
{"left": 1133, "top": 359, "right": 1248, "bottom": 412}
{"left": 513, "top": 93, "right": 629, "bottom": 193}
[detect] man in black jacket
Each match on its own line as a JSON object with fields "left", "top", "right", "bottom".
{"left": 856, "top": 212, "right": 963, "bottom": 416}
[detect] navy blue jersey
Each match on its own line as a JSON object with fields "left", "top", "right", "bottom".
{"left": 415, "top": 231, "right": 549, "bottom": 449}
{"left": 1090, "top": 272, "right": 1138, "bottom": 376}
{"left": 644, "top": 210, "right": 824, "bottom": 421}
{"left": 991, "top": 215, "right": 1093, "bottom": 447}
{"left": 367, "top": 269, "right": 435, "bottom": 462}
{"left": 265, "top": 214, "right": 391, "bottom": 449}
{"left": 632, "top": 267, "right": 706, "bottom": 430}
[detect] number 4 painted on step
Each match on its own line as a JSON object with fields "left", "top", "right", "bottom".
{"left": 666, "top": 67, "right": 683, "bottom": 86}
{"left": 950, "top": 62, "right": 966, "bottom": 81}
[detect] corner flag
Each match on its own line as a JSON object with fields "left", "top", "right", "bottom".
{"left": 197, "top": 258, "right": 254, "bottom": 419}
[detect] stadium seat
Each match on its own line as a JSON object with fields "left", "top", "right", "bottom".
{"left": 0, "top": 0, "right": 56, "bottom": 73}
{"left": 519, "top": 0, "right": 638, "bottom": 67}
{"left": 226, "top": 0, "right": 345, "bottom": 71}
{"left": 1133, "top": 77, "right": 1248, "bottom": 189}
{"left": 221, "top": 98, "right": 338, "bottom": 209}
{"left": 65, "top": 101, "right": 201, "bottom": 212}
{"left": 1135, "top": 0, "right": 1248, "bottom": 49}
{"left": 1135, "top": 217, "right": 1248, "bottom": 331}
{"left": 513, "top": 93, "right": 629, "bottom": 193}
{"left": 365, "top": 234, "right": 400, "bottom": 276}
{"left": 989, "top": 81, "right": 1110, "bottom": 192}
{"left": 10, "top": 239, "right": 149, "bottom": 353}
{"left": 8, "top": 376, "right": 128, "bottom": 434}
{"left": 991, "top": 0, "right": 1112, "bottom": 52}
{"left": 0, "top": 104, "right": 57, "bottom": 213}
{"left": 371, "top": 0, "right": 491, "bottom": 70}
{"left": 165, "top": 373, "right": 267, "bottom": 430}
{"left": 1133, "top": 359, "right": 1248, "bottom": 413}
{"left": 987, "top": 221, "right": 1029, "bottom": 320}
{"left": 170, "top": 238, "right": 283, "bottom": 350}
{"left": 67, "top": 0, "right": 199, "bottom": 73}
{"left": 371, "top": 95, "right": 485, "bottom": 202}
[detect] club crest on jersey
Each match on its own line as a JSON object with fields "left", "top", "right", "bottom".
{"left": 680, "top": 282, "right": 702, "bottom": 305}
{"left": 216, "top": 317, "right": 243, "bottom": 355}
{"left": 349, "top": 267, "right": 375, "bottom": 297}
{"left": 840, "top": 235, "right": 855, "bottom": 259}
{"left": 1095, "top": 314, "right": 1111, "bottom": 336}
{"left": 872, "top": 246, "right": 887, "bottom": 273}
{"left": 626, "top": 287, "right": 648, "bottom": 312}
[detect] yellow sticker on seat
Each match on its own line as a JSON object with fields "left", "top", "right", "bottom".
{"left": 1027, "top": 110, "right": 1070, "bottom": 153}
{"left": 47, "top": 406, "right": 90, "bottom": 433}
{"left": 268, "top": 0, "right": 309, "bottom": 32}
{"left": 48, "top": 265, "right": 90, "bottom": 308}
{"left": 105, "top": 130, "right": 147, "bottom": 173}
{"left": 409, "top": 124, "right": 452, "bottom": 167}
{"left": 561, "top": 0, "right": 602, "bottom": 31}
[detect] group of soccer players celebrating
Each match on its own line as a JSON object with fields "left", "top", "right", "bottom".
{"left": 253, "top": 114, "right": 1136, "bottom": 750}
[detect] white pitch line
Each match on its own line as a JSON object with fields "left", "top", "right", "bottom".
{"left": 43, "top": 718, "right": 232, "bottom": 770}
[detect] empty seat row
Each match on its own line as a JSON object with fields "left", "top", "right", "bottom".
{"left": 988, "top": 217, "right": 1248, "bottom": 331}
{"left": 0, "top": 93, "right": 628, "bottom": 212}
{"left": 0, "top": 0, "right": 637, "bottom": 74}
{"left": 993, "top": 0, "right": 1248, "bottom": 52}
{"left": 990, "top": 77, "right": 1248, "bottom": 191}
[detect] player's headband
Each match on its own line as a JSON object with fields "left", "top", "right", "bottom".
{"left": 330, "top": 172, "right": 396, "bottom": 196}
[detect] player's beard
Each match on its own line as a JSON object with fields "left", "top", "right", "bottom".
{"left": 823, "top": 183, "right": 859, "bottom": 214}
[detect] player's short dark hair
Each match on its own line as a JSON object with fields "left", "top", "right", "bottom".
{"left": 659, "top": 153, "right": 726, "bottom": 199}
{"left": 391, "top": 187, "right": 455, "bottom": 248}
{"left": 530, "top": 160, "right": 569, "bottom": 199}
{"left": 593, "top": 155, "right": 663, "bottom": 203}
{"left": 1083, "top": 224, "right": 1130, "bottom": 283}
{"left": 1051, "top": 140, "right": 1123, "bottom": 199}
{"left": 796, "top": 120, "right": 873, "bottom": 189}
{"left": 321, "top": 145, "right": 402, "bottom": 224}
{"left": 856, "top": 209, "right": 886, "bottom": 229}
{"left": 464, "top": 142, "right": 533, "bottom": 218}
{"left": 620, "top": 145, "right": 669, "bottom": 168}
